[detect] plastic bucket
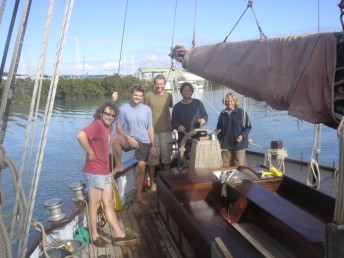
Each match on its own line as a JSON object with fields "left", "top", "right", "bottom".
{"left": 52, "top": 239, "right": 83, "bottom": 257}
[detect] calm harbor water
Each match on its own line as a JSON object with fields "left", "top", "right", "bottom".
{"left": 2, "top": 88, "right": 340, "bottom": 221}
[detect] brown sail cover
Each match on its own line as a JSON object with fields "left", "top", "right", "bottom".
{"left": 182, "top": 33, "right": 336, "bottom": 124}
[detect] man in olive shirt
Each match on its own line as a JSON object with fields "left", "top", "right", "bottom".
{"left": 143, "top": 74, "right": 173, "bottom": 192}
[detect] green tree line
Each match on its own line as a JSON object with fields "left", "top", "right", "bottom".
{"left": 1, "top": 74, "right": 223, "bottom": 105}
{"left": 0, "top": 75, "right": 154, "bottom": 104}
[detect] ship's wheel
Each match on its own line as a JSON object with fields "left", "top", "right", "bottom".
{"left": 178, "top": 129, "right": 212, "bottom": 168}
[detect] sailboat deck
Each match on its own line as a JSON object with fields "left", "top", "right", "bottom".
{"left": 81, "top": 190, "right": 182, "bottom": 258}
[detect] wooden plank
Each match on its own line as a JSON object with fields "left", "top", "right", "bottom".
{"left": 214, "top": 237, "right": 233, "bottom": 258}
{"left": 231, "top": 180, "right": 326, "bottom": 243}
{"left": 158, "top": 169, "right": 220, "bottom": 191}
{"left": 232, "top": 223, "right": 295, "bottom": 258}
{"left": 277, "top": 176, "right": 335, "bottom": 221}
{"left": 81, "top": 189, "right": 182, "bottom": 258}
{"left": 120, "top": 193, "right": 148, "bottom": 257}
{"left": 148, "top": 193, "right": 181, "bottom": 257}
{"left": 156, "top": 175, "right": 265, "bottom": 258}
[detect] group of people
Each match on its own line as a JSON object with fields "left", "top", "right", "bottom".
{"left": 76, "top": 74, "right": 252, "bottom": 247}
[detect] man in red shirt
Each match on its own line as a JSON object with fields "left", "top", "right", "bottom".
{"left": 77, "top": 100, "right": 136, "bottom": 247}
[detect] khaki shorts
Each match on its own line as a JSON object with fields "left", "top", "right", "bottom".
{"left": 222, "top": 149, "right": 246, "bottom": 167}
{"left": 147, "top": 132, "right": 172, "bottom": 166}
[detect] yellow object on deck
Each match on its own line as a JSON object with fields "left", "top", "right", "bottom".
{"left": 261, "top": 166, "right": 283, "bottom": 178}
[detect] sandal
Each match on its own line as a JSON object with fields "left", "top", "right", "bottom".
{"left": 92, "top": 237, "right": 109, "bottom": 247}
{"left": 112, "top": 236, "right": 139, "bottom": 247}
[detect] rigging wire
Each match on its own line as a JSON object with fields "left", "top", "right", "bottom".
{"left": 21, "top": 0, "right": 55, "bottom": 201}
{"left": 0, "top": 0, "right": 7, "bottom": 27}
{"left": 117, "top": 0, "right": 129, "bottom": 75}
{"left": 249, "top": 3, "right": 266, "bottom": 39}
{"left": 18, "top": 1, "right": 75, "bottom": 256}
{"left": 192, "top": 0, "right": 197, "bottom": 47}
{"left": 167, "top": 0, "right": 179, "bottom": 100}
{"left": 223, "top": 1, "right": 251, "bottom": 42}
{"left": 223, "top": 0, "right": 266, "bottom": 42}
{"left": 0, "top": 1, "right": 30, "bottom": 256}
{"left": 193, "top": 87, "right": 220, "bottom": 115}
{"left": 317, "top": 0, "right": 320, "bottom": 33}
{"left": 170, "top": 0, "right": 177, "bottom": 52}
{"left": 0, "top": 0, "right": 19, "bottom": 86}
{"left": 0, "top": 0, "right": 21, "bottom": 144}
{"left": 168, "top": 0, "right": 178, "bottom": 80}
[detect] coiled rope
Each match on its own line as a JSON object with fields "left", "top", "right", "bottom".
{"left": 31, "top": 219, "right": 50, "bottom": 258}
{"left": 0, "top": 145, "right": 25, "bottom": 258}
{"left": 264, "top": 147, "right": 288, "bottom": 174}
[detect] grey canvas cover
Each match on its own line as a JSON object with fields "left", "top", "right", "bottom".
{"left": 181, "top": 33, "right": 337, "bottom": 124}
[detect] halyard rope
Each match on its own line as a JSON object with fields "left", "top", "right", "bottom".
{"left": 334, "top": 116, "right": 344, "bottom": 224}
{"left": 18, "top": 0, "right": 75, "bottom": 256}
{"left": 306, "top": 124, "right": 321, "bottom": 189}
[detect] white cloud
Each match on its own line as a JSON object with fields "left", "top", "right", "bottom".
{"left": 74, "top": 63, "right": 94, "bottom": 71}
{"left": 103, "top": 62, "right": 119, "bottom": 70}
{"left": 146, "top": 54, "right": 158, "bottom": 62}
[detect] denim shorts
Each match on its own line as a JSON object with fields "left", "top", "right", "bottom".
{"left": 83, "top": 172, "right": 112, "bottom": 190}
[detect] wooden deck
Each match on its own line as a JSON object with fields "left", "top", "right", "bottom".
{"left": 81, "top": 189, "right": 182, "bottom": 258}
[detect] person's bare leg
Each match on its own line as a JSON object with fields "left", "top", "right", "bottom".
{"left": 163, "top": 163, "right": 171, "bottom": 171}
{"left": 111, "top": 135, "right": 125, "bottom": 174}
{"left": 88, "top": 188, "right": 102, "bottom": 241}
{"left": 136, "top": 161, "right": 149, "bottom": 206}
{"left": 148, "top": 165, "right": 156, "bottom": 192}
{"left": 102, "top": 183, "right": 125, "bottom": 237}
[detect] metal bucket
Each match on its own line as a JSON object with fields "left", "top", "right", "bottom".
{"left": 51, "top": 239, "right": 83, "bottom": 257}
{"left": 40, "top": 247, "right": 72, "bottom": 258}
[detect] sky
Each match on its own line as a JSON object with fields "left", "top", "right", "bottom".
{"left": 0, "top": 0, "right": 341, "bottom": 76}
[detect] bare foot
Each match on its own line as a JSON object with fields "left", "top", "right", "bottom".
{"left": 112, "top": 165, "right": 123, "bottom": 175}
{"left": 136, "top": 196, "right": 149, "bottom": 206}
{"left": 149, "top": 183, "right": 157, "bottom": 193}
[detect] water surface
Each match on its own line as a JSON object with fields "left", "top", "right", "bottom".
{"left": 1, "top": 88, "right": 339, "bottom": 222}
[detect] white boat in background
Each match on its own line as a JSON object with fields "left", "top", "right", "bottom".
{"left": 177, "top": 80, "right": 204, "bottom": 89}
